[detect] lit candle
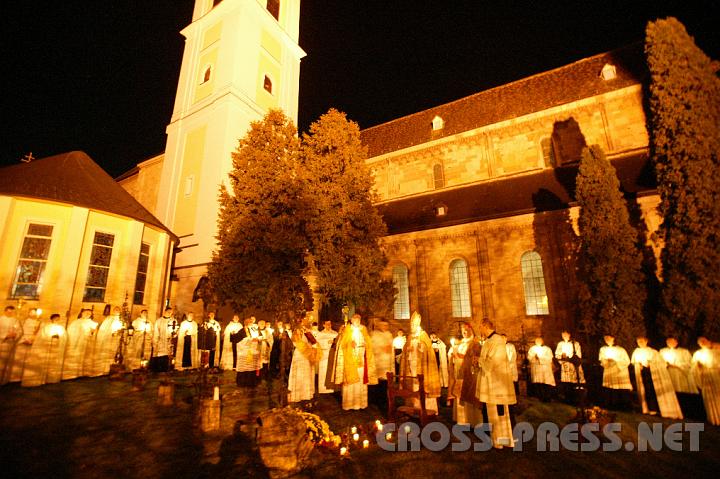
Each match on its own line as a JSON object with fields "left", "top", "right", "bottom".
{"left": 404, "top": 425, "right": 411, "bottom": 434}
{"left": 36, "top": 308, "right": 43, "bottom": 317}
{"left": 363, "top": 439, "right": 369, "bottom": 448}
{"left": 49, "top": 324, "right": 64, "bottom": 338}
{"left": 213, "top": 386, "right": 220, "bottom": 401}
{"left": 385, "top": 432, "right": 392, "bottom": 441}
{"left": 111, "top": 318, "right": 124, "bottom": 333}
{"left": 375, "top": 420, "right": 383, "bottom": 431}
{"left": 352, "top": 433, "right": 359, "bottom": 442}
{"left": 350, "top": 426, "right": 357, "bottom": 434}
{"left": 661, "top": 349, "right": 676, "bottom": 365}
{"left": 340, "top": 447, "right": 347, "bottom": 456}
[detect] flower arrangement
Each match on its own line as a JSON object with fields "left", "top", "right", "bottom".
{"left": 291, "top": 409, "right": 340, "bottom": 447}
{"left": 570, "top": 406, "right": 615, "bottom": 426}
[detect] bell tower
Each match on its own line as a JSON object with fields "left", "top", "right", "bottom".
{"left": 155, "top": 0, "right": 305, "bottom": 312}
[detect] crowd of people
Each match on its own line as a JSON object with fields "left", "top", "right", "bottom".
{"left": 1, "top": 303, "right": 718, "bottom": 448}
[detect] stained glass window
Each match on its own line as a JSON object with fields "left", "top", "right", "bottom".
{"left": 134, "top": 243, "right": 150, "bottom": 304}
{"left": 521, "top": 251, "right": 549, "bottom": 315}
{"left": 449, "top": 259, "right": 472, "bottom": 317}
{"left": 83, "top": 232, "right": 115, "bottom": 302}
{"left": 11, "top": 223, "right": 53, "bottom": 299}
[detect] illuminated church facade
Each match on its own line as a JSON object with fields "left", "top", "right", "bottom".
{"left": 117, "top": 0, "right": 660, "bottom": 341}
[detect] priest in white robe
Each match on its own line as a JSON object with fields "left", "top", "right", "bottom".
{"left": 151, "top": 308, "right": 177, "bottom": 372}
{"left": 660, "top": 337, "right": 698, "bottom": 394}
{"left": 0, "top": 306, "right": 22, "bottom": 385}
{"left": 475, "top": 318, "right": 516, "bottom": 449}
{"left": 176, "top": 313, "right": 199, "bottom": 370}
{"left": 220, "top": 314, "right": 243, "bottom": 370}
{"left": 288, "top": 317, "right": 318, "bottom": 403}
{"left": 127, "top": 310, "right": 153, "bottom": 370}
{"left": 528, "top": 337, "right": 556, "bottom": 401}
{"left": 631, "top": 337, "right": 683, "bottom": 419}
{"left": 10, "top": 308, "right": 42, "bottom": 382}
{"left": 599, "top": 335, "right": 633, "bottom": 409}
{"left": 692, "top": 337, "right": 720, "bottom": 426}
{"left": 430, "top": 332, "right": 449, "bottom": 388}
{"left": 21, "top": 313, "right": 67, "bottom": 387}
{"left": 62, "top": 309, "right": 98, "bottom": 380}
{"left": 371, "top": 321, "right": 393, "bottom": 382}
{"left": 316, "top": 320, "right": 338, "bottom": 393}
{"left": 338, "top": 314, "right": 377, "bottom": 410}
{"left": 92, "top": 307, "right": 125, "bottom": 376}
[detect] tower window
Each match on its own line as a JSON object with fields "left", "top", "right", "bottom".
{"left": 11, "top": 223, "right": 54, "bottom": 299}
{"left": 432, "top": 115, "right": 444, "bottom": 131}
{"left": 392, "top": 264, "right": 410, "bottom": 320}
{"left": 433, "top": 163, "right": 445, "bottom": 189}
{"left": 263, "top": 75, "right": 273, "bottom": 94}
{"left": 449, "top": 259, "right": 472, "bottom": 318}
{"left": 600, "top": 63, "right": 617, "bottom": 81}
{"left": 267, "top": 0, "right": 280, "bottom": 20}
{"left": 202, "top": 66, "right": 212, "bottom": 84}
{"left": 540, "top": 137, "right": 556, "bottom": 167}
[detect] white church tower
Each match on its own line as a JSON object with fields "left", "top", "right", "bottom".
{"left": 155, "top": 0, "right": 304, "bottom": 312}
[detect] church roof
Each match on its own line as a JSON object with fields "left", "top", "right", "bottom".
{"left": 378, "top": 152, "right": 655, "bottom": 236}
{"left": 0, "top": 151, "right": 178, "bottom": 241}
{"left": 361, "top": 43, "right": 646, "bottom": 157}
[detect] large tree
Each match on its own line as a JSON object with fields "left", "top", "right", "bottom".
{"left": 208, "top": 109, "right": 312, "bottom": 318}
{"left": 646, "top": 18, "right": 720, "bottom": 339}
{"left": 575, "top": 145, "right": 647, "bottom": 348}
{"left": 302, "top": 109, "right": 390, "bottom": 311}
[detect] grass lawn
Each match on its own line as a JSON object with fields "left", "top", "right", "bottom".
{"left": 0, "top": 371, "right": 717, "bottom": 478}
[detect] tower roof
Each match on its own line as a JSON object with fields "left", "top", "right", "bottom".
{"left": 0, "top": 151, "right": 177, "bottom": 241}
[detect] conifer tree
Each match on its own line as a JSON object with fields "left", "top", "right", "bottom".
{"left": 209, "top": 109, "right": 312, "bottom": 317}
{"left": 576, "top": 145, "right": 646, "bottom": 348}
{"left": 301, "top": 109, "right": 391, "bottom": 310}
{"left": 646, "top": 18, "right": 720, "bottom": 339}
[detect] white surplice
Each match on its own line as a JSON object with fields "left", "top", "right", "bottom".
{"left": 555, "top": 339, "right": 585, "bottom": 383}
{"left": 527, "top": 344, "right": 556, "bottom": 386}
{"left": 62, "top": 317, "right": 98, "bottom": 380}
{"left": 10, "top": 316, "right": 41, "bottom": 382}
{"left": 176, "top": 319, "right": 199, "bottom": 370}
{"left": 127, "top": 318, "right": 154, "bottom": 369}
{"left": 599, "top": 345, "right": 632, "bottom": 390}
{"left": 659, "top": 346, "right": 698, "bottom": 394}
{"left": 92, "top": 315, "right": 124, "bottom": 376}
{"left": 631, "top": 346, "right": 683, "bottom": 419}
{"left": 288, "top": 329, "right": 316, "bottom": 403}
{"left": 692, "top": 348, "right": 720, "bottom": 426}
{"left": 21, "top": 322, "right": 67, "bottom": 387}
{"left": 220, "top": 321, "right": 243, "bottom": 370}
{"left": 0, "top": 314, "right": 22, "bottom": 385}
{"left": 316, "top": 328, "right": 338, "bottom": 393}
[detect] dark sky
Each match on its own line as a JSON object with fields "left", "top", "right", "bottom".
{"left": 1, "top": 1, "right": 718, "bottom": 177}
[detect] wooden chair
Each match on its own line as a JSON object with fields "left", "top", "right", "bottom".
{"left": 386, "top": 372, "right": 438, "bottom": 426}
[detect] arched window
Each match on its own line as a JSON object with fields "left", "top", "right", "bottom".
{"left": 433, "top": 163, "right": 445, "bottom": 189}
{"left": 263, "top": 75, "right": 273, "bottom": 94}
{"left": 392, "top": 264, "right": 410, "bottom": 320}
{"left": 449, "top": 259, "right": 471, "bottom": 317}
{"left": 521, "top": 251, "right": 549, "bottom": 315}
{"left": 202, "top": 66, "right": 212, "bottom": 84}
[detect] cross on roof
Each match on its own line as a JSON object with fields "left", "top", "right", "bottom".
{"left": 21, "top": 152, "right": 35, "bottom": 163}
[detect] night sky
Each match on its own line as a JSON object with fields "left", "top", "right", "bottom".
{"left": 1, "top": 1, "right": 718, "bottom": 177}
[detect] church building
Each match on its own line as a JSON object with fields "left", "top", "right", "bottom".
{"left": 118, "top": 1, "right": 659, "bottom": 343}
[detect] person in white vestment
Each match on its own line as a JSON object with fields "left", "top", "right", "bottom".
{"left": 236, "top": 320, "right": 262, "bottom": 387}
{"left": 176, "top": 313, "right": 199, "bottom": 370}
{"left": 220, "top": 314, "right": 243, "bottom": 370}
{"left": 92, "top": 306, "right": 125, "bottom": 376}
{"left": 660, "top": 337, "right": 701, "bottom": 417}
{"left": 316, "top": 320, "right": 338, "bottom": 393}
{"left": 127, "top": 310, "right": 153, "bottom": 370}
{"left": 555, "top": 330, "right": 585, "bottom": 404}
{"left": 257, "top": 319, "right": 274, "bottom": 378}
{"left": 527, "top": 337, "right": 556, "bottom": 401}
{"left": 475, "top": 318, "right": 516, "bottom": 448}
{"left": 62, "top": 309, "right": 98, "bottom": 380}
{"left": 0, "top": 306, "right": 22, "bottom": 385}
{"left": 152, "top": 308, "right": 177, "bottom": 372}
{"left": 599, "top": 335, "right": 633, "bottom": 409}
{"left": 337, "top": 314, "right": 377, "bottom": 410}
{"left": 430, "top": 332, "right": 449, "bottom": 388}
{"left": 631, "top": 337, "right": 683, "bottom": 419}
{"left": 448, "top": 322, "right": 484, "bottom": 425}
{"left": 692, "top": 337, "right": 720, "bottom": 426}
{"left": 371, "top": 321, "right": 394, "bottom": 382}
{"left": 22, "top": 313, "right": 67, "bottom": 387}
{"left": 10, "top": 308, "right": 42, "bottom": 382}
{"left": 287, "top": 317, "right": 318, "bottom": 403}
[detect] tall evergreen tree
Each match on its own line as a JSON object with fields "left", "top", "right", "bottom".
{"left": 208, "top": 109, "right": 312, "bottom": 317}
{"left": 576, "top": 145, "right": 646, "bottom": 348}
{"left": 302, "top": 109, "right": 391, "bottom": 310}
{"left": 646, "top": 18, "right": 720, "bottom": 339}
